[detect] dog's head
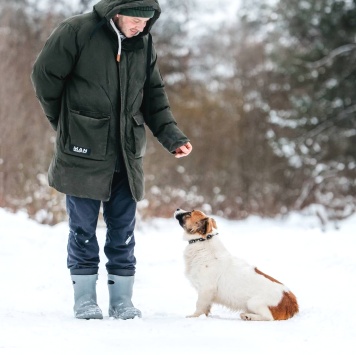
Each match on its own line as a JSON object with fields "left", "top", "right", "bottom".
{"left": 174, "top": 209, "right": 217, "bottom": 241}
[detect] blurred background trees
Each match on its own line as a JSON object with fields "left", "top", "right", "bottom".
{"left": 0, "top": 0, "right": 355, "bottom": 225}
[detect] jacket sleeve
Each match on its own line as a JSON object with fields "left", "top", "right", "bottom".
{"left": 143, "top": 44, "right": 190, "bottom": 153}
{"left": 31, "top": 22, "right": 78, "bottom": 130}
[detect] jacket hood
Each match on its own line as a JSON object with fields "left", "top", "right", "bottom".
{"left": 93, "top": 0, "right": 161, "bottom": 34}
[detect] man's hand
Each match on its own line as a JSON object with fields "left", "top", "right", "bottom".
{"left": 174, "top": 142, "right": 192, "bottom": 158}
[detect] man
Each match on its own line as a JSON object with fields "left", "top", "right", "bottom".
{"left": 31, "top": 0, "right": 192, "bottom": 320}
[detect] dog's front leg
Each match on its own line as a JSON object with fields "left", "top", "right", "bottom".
{"left": 186, "top": 289, "right": 214, "bottom": 318}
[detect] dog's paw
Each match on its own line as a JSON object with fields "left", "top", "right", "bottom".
{"left": 240, "top": 313, "right": 252, "bottom": 321}
{"left": 240, "top": 313, "right": 270, "bottom": 321}
{"left": 186, "top": 312, "right": 206, "bottom": 318}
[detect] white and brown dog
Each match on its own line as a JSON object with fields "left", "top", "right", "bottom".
{"left": 174, "top": 209, "right": 299, "bottom": 321}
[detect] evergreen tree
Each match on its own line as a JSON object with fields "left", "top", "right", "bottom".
{"left": 265, "top": 0, "right": 356, "bottom": 220}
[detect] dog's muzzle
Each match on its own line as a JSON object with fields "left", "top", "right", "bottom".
{"left": 174, "top": 208, "right": 187, "bottom": 218}
{"left": 174, "top": 208, "right": 189, "bottom": 227}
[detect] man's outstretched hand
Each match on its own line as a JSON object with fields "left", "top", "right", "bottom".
{"left": 174, "top": 142, "right": 193, "bottom": 158}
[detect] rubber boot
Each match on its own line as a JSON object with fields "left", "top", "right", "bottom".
{"left": 71, "top": 274, "right": 103, "bottom": 320}
{"left": 108, "top": 275, "right": 142, "bottom": 319}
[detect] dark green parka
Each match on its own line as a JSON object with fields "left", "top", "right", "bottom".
{"left": 31, "top": 0, "right": 189, "bottom": 201}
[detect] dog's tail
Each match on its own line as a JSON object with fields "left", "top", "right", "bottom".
{"left": 269, "top": 291, "right": 299, "bottom": 320}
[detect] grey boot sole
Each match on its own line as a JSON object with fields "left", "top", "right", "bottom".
{"left": 109, "top": 305, "right": 142, "bottom": 320}
{"left": 75, "top": 300, "right": 103, "bottom": 320}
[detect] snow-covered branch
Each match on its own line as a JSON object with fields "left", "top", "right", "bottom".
{"left": 296, "top": 105, "right": 356, "bottom": 143}
{"left": 306, "top": 44, "right": 356, "bottom": 69}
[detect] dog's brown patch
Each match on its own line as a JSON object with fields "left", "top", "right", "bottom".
{"left": 255, "top": 268, "right": 298, "bottom": 320}
{"left": 185, "top": 211, "right": 217, "bottom": 236}
{"left": 269, "top": 291, "right": 299, "bottom": 320}
{"left": 255, "top": 268, "right": 282, "bottom": 284}
{"left": 189, "top": 210, "right": 207, "bottom": 224}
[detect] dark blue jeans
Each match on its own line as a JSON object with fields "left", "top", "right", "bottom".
{"left": 66, "top": 172, "right": 137, "bottom": 276}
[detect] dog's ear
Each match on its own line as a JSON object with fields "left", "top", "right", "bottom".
{"left": 196, "top": 218, "right": 209, "bottom": 235}
{"left": 206, "top": 218, "right": 217, "bottom": 233}
{"left": 196, "top": 217, "right": 217, "bottom": 235}
{"left": 211, "top": 218, "right": 217, "bottom": 230}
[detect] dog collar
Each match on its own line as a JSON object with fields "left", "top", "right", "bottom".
{"left": 188, "top": 232, "right": 218, "bottom": 244}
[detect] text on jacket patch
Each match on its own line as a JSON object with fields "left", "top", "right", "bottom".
{"left": 70, "top": 144, "right": 91, "bottom": 156}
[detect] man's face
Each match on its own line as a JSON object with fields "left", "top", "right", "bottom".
{"left": 113, "top": 14, "right": 150, "bottom": 38}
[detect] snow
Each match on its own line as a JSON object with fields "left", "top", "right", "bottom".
{"left": 1, "top": 208, "right": 356, "bottom": 354}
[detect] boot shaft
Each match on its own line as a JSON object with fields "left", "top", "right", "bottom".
{"left": 108, "top": 274, "right": 134, "bottom": 306}
{"left": 72, "top": 274, "right": 99, "bottom": 302}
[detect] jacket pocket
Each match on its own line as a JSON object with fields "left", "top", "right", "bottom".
{"left": 65, "top": 109, "right": 110, "bottom": 160}
{"left": 132, "top": 112, "right": 147, "bottom": 158}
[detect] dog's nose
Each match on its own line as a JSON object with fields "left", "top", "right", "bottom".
{"left": 174, "top": 209, "right": 183, "bottom": 218}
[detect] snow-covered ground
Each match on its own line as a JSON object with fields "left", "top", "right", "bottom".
{"left": 0, "top": 207, "right": 355, "bottom": 354}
